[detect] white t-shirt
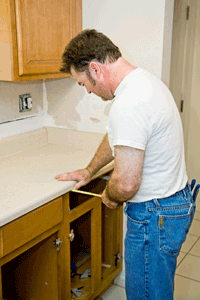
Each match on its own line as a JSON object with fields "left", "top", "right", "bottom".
{"left": 107, "top": 67, "right": 188, "bottom": 202}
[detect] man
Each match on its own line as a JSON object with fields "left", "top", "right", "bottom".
{"left": 55, "top": 29, "right": 195, "bottom": 299}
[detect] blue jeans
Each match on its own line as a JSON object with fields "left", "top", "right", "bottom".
{"left": 124, "top": 183, "right": 195, "bottom": 300}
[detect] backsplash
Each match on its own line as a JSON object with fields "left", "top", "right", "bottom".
{"left": 0, "top": 80, "right": 44, "bottom": 124}
{"left": 0, "top": 77, "right": 113, "bottom": 138}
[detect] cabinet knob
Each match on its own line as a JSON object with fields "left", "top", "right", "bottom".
{"left": 69, "top": 229, "right": 75, "bottom": 242}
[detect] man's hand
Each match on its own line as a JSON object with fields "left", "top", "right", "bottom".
{"left": 55, "top": 168, "right": 92, "bottom": 190}
{"left": 101, "top": 189, "right": 122, "bottom": 209}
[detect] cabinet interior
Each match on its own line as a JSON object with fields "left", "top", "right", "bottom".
{"left": 2, "top": 233, "right": 58, "bottom": 300}
{"left": 69, "top": 178, "right": 107, "bottom": 210}
{"left": 69, "top": 177, "right": 120, "bottom": 299}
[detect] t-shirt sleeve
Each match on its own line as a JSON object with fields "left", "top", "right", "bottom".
{"left": 107, "top": 99, "right": 151, "bottom": 153}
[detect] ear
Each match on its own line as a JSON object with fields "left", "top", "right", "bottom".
{"left": 89, "top": 61, "right": 101, "bottom": 78}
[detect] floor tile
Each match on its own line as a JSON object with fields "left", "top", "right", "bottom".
{"left": 177, "top": 252, "right": 187, "bottom": 266}
{"left": 180, "top": 234, "right": 198, "bottom": 253}
{"left": 102, "top": 276, "right": 200, "bottom": 300}
{"left": 194, "top": 210, "right": 200, "bottom": 221}
{"left": 174, "top": 275, "right": 200, "bottom": 299}
{"left": 189, "top": 238, "right": 200, "bottom": 257}
{"left": 101, "top": 285, "right": 126, "bottom": 300}
{"left": 189, "top": 219, "right": 200, "bottom": 236}
{"left": 176, "top": 254, "right": 200, "bottom": 281}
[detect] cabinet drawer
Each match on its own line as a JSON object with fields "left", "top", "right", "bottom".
{"left": 0, "top": 197, "right": 63, "bottom": 257}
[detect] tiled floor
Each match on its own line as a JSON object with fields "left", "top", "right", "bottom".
{"left": 102, "top": 210, "right": 200, "bottom": 300}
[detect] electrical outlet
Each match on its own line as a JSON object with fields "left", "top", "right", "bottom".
{"left": 19, "top": 93, "right": 32, "bottom": 112}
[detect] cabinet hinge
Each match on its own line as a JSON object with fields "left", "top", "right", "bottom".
{"left": 114, "top": 253, "right": 122, "bottom": 266}
{"left": 186, "top": 6, "right": 190, "bottom": 20}
{"left": 180, "top": 100, "right": 184, "bottom": 113}
{"left": 54, "top": 238, "right": 63, "bottom": 251}
{"left": 69, "top": 229, "right": 75, "bottom": 242}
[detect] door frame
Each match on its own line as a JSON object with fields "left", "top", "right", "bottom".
{"left": 169, "top": 0, "right": 198, "bottom": 157}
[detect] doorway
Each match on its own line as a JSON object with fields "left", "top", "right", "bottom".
{"left": 169, "top": 0, "right": 200, "bottom": 210}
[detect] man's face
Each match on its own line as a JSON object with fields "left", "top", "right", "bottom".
{"left": 71, "top": 66, "right": 115, "bottom": 101}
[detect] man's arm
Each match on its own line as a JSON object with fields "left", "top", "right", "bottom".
{"left": 55, "top": 133, "right": 114, "bottom": 189}
{"left": 102, "top": 145, "right": 145, "bottom": 209}
{"left": 86, "top": 133, "right": 114, "bottom": 176}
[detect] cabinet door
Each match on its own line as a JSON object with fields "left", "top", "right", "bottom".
{"left": 15, "top": 0, "right": 77, "bottom": 76}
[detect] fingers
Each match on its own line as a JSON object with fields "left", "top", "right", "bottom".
{"left": 101, "top": 189, "right": 122, "bottom": 209}
{"left": 54, "top": 173, "right": 73, "bottom": 181}
{"left": 55, "top": 170, "right": 82, "bottom": 181}
{"left": 54, "top": 169, "right": 92, "bottom": 188}
{"left": 73, "top": 180, "right": 87, "bottom": 190}
{"left": 103, "top": 199, "right": 120, "bottom": 209}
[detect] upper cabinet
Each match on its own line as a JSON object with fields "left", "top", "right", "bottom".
{"left": 0, "top": 0, "right": 82, "bottom": 81}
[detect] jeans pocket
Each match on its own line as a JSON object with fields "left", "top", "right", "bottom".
{"left": 125, "top": 209, "right": 147, "bottom": 249}
{"left": 159, "top": 212, "right": 192, "bottom": 257}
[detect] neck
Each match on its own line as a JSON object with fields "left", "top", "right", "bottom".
{"left": 102, "top": 57, "right": 137, "bottom": 94}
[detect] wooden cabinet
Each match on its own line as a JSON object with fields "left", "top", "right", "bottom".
{"left": 0, "top": 197, "right": 63, "bottom": 300}
{"left": 0, "top": 177, "right": 123, "bottom": 300}
{"left": 69, "top": 178, "right": 123, "bottom": 299}
{"left": 0, "top": 0, "right": 82, "bottom": 81}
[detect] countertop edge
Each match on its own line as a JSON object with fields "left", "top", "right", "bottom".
{"left": 0, "top": 162, "right": 113, "bottom": 227}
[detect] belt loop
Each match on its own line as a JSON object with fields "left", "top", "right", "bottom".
{"left": 153, "top": 199, "right": 160, "bottom": 208}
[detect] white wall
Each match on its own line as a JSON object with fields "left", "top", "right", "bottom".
{"left": 0, "top": 80, "right": 44, "bottom": 138}
{"left": 0, "top": 0, "right": 174, "bottom": 138}
{"left": 45, "top": 0, "right": 174, "bottom": 135}
{"left": 83, "top": 0, "right": 167, "bottom": 78}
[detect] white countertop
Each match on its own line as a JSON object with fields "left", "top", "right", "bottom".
{"left": 0, "top": 127, "right": 113, "bottom": 227}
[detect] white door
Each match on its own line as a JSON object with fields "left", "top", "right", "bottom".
{"left": 185, "top": 2, "right": 200, "bottom": 211}
{"left": 170, "top": 0, "right": 200, "bottom": 210}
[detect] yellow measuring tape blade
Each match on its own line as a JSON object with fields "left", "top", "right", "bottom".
{"left": 71, "top": 189, "right": 102, "bottom": 198}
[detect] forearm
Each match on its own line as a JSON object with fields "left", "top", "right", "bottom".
{"left": 101, "top": 170, "right": 139, "bottom": 210}
{"left": 87, "top": 133, "right": 114, "bottom": 177}
{"left": 102, "top": 146, "right": 144, "bottom": 206}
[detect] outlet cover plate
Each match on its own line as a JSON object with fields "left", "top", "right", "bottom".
{"left": 19, "top": 93, "right": 32, "bottom": 112}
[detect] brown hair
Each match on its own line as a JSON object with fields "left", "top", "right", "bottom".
{"left": 60, "top": 29, "right": 122, "bottom": 74}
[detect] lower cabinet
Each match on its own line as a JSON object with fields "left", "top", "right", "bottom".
{"left": 2, "top": 233, "right": 59, "bottom": 300}
{"left": 0, "top": 177, "right": 123, "bottom": 300}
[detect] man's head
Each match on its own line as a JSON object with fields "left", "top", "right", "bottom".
{"left": 60, "top": 29, "right": 122, "bottom": 74}
{"left": 60, "top": 29, "right": 122, "bottom": 100}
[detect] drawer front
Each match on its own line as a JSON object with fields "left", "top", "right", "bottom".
{"left": 1, "top": 197, "right": 63, "bottom": 257}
